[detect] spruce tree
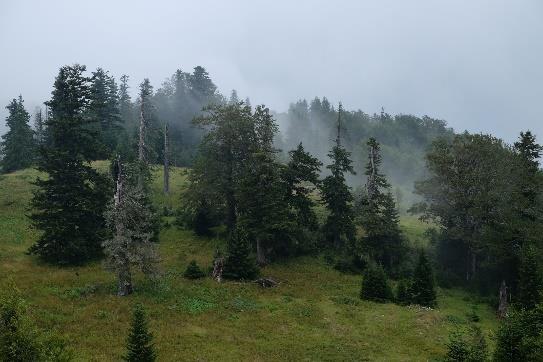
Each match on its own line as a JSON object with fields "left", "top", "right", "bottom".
{"left": 29, "top": 64, "right": 109, "bottom": 264}
{"left": 359, "top": 138, "right": 404, "bottom": 273}
{"left": 1, "top": 96, "right": 35, "bottom": 173}
{"left": 222, "top": 227, "right": 259, "bottom": 281}
{"left": 410, "top": 250, "right": 437, "bottom": 307}
{"left": 282, "top": 143, "right": 322, "bottom": 234}
{"left": 124, "top": 304, "right": 156, "bottom": 362}
{"left": 88, "top": 68, "right": 121, "bottom": 156}
{"left": 360, "top": 263, "right": 393, "bottom": 302}
{"left": 517, "top": 245, "right": 541, "bottom": 310}
{"left": 321, "top": 103, "right": 356, "bottom": 249}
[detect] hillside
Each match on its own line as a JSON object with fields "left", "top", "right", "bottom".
{"left": 0, "top": 163, "right": 498, "bottom": 361}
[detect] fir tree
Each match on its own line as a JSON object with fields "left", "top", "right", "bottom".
{"left": 360, "top": 263, "right": 393, "bottom": 302}
{"left": 410, "top": 250, "right": 437, "bottom": 307}
{"left": 517, "top": 245, "right": 541, "bottom": 310}
{"left": 222, "top": 227, "right": 259, "bottom": 281}
{"left": 29, "top": 64, "right": 110, "bottom": 264}
{"left": 1, "top": 96, "right": 35, "bottom": 173}
{"left": 124, "top": 304, "right": 156, "bottom": 362}
{"left": 321, "top": 103, "right": 356, "bottom": 249}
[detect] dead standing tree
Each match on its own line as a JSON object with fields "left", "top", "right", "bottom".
{"left": 105, "top": 157, "right": 133, "bottom": 296}
{"left": 163, "top": 122, "right": 170, "bottom": 194}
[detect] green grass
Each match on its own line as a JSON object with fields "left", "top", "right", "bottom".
{"left": 0, "top": 163, "right": 498, "bottom": 361}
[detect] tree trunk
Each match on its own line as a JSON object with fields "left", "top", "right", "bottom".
{"left": 256, "top": 238, "right": 267, "bottom": 266}
{"left": 114, "top": 157, "right": 133, "bottom": 296}
{"left": 163, "top": 123, "right": 169, "bottom": 194}
{"left": 138, "top": 95, "right": 146, "bottom": 187}
{"left": 498, "top": 280, "right": 508, "bottom": 318}
{"left": 212, "top": 252, "right": 224, "bottom": 282}
{"left": 118, "top": 261, "right": 133, "bottom": 296}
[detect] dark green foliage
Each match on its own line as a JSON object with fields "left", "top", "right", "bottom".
{"left": 237, "top": 147, "right": 294, "bottom": 262}
{"left": 412, "top": 132, "right": 543, "bottom": 292}
{"left": 183, "top": 260, "right": 206, "bottom": 279}
{"left": 124, "top": 304, "right": 156, "bottom": 362}
{"left": 395, "top": 279, "right": 412, "bottom": 305}
{"left": 445, "top": 326, "right": 488, "bottom": 362}
{"left": 494, "top": 305, "right": 543, "bottom": 361}
{"left": 321, "top": 104, "right": 356, "bottom": 249}
{"left": 29, "top": 65, "right": 110, "bottom": 265}
{"left": 223, "top": 227, "right": 260, "bottom": 281}
{"left": 411, "top": 250, "right": 437, "bottom": 307}
{"left": 0, "top": 283, "right": 71, "bottom": 361}
{"left": 191, "top": 202, "right": 215, "bottom": 237}
{"left": 517, "top": 245, "right": 542, "bottom": 310}
{"left": 1, "top": 96, "right": 35, "bottom": 173}
{"left": 360, "top": 263, "right": 393, "bottom": 303}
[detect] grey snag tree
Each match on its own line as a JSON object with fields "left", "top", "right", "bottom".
{"left": 103, "top": 158, "right": 159, "bottom": 296}
{"left": 163, "top": 123, "right": 169, "bottom": 194}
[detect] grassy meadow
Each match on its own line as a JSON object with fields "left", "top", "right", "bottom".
{"left": 0, "top": 162, "right": 498, "bottom": 361}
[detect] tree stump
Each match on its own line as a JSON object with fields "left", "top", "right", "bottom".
{"left": 255, "top": 277, "right": 278, "bottom": 288}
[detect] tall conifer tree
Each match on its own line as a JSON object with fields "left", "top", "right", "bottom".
{"left": 320, "top": 103, "right": 356, "bottom": 248}
{"left": 1, "top": 96, "right": 35, "bottom": 173}
{"left": 29, "top": 64, "right": 109, "bottom": 264}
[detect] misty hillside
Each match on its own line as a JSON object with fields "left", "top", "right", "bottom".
{"left": 2, "top": 2, "right": 543, "bottom": 361}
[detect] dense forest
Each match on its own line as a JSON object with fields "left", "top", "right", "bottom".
{"left": 1, "top": 64, "right": 542, "bottom": 360}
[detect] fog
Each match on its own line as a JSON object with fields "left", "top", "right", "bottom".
{"left": 1, "top": 0, "right": 542, "bottom": 141}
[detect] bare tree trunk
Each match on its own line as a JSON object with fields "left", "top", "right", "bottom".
{"left": 498, "top": 280, "right": 508, "bottom": 318}
{"left": 138, "top": 96, "right": 146, "bottom": 188}
{"left": 256, "top": 238, "right": 267, "bottom": 266}
{"left": 212, "top": 251, "right": 224, "bottom": 282}
{"left": 163, "top": 123, "right": 169, "bottom": 194}
{"left": 367, "top": 144, "right": 377, "bottom": 201}
{"left": 114, "top": 157, "right": 133, "bottom": 296}
{"left": 117, "top": 261, "right": 133, "bottom": 296}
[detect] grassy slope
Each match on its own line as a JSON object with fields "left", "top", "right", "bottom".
{"left": 0, "top": 163, "right": 497, "bottom": 361}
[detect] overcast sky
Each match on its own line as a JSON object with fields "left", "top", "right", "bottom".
{"left": 1, "top": 0, "right": 542, "bottom": 141}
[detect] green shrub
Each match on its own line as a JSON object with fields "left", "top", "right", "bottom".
{"left": 183, "top": 260, "right": 206, "bottom": 279}
{"left": 360, "top": 263, "right": 393, "bottom": 303}
{"left": 445, "top": 326, "right": 488, "bottom": 362}
{"left": 0, "top": 283, "right": 71, "bottom": 361}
